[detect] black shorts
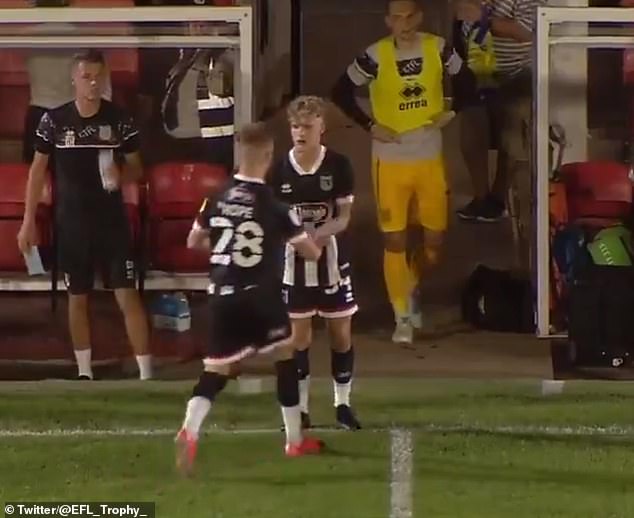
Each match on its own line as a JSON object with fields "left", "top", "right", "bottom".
{"left": 203, "top": 284, "right": 292, "bottom": 367}
{"left": 282, "top": 274, "right": 358, "bottom": 319}
{"left": 59, "top": 219, "right": 136, "bottom": 295}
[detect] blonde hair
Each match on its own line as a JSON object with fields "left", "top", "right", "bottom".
{"left": 236, "top": 121, "right": 272, "bottom": 148}
{"left": 287, "top": 95, "right": 327, "bottom": 122}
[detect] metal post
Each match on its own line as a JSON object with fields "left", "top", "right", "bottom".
{"left": 535, "top": 8, "right": 552, "bottom": 338}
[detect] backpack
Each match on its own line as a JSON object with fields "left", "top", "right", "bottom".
{"left": 552, "top": 225, "right": 591, "bottom": 284}
{"left": 586, "top": 225, "right": 634, "bottom": 266}
{"left": 161, "top": 49, "right": 205, "bottom": 137}
{"left": 461, "top": 264, "right": 534, "bottom": 333}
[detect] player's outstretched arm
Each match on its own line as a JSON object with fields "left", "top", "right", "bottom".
{"left": 188, "top": 198, "right": 213, "bottom": 250}
{"left": 17, "top": 151, "right": 49, "bottom": 255}
{"left": 187, "top": 222, "right": 211, "bottom": 250}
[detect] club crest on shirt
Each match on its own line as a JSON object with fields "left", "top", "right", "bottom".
{"left": 63, "top": 130, "right": 75, "bottom": 147}
{"left": 98, "top": 125, "right": 112, "bottom": 142}
{"left": 320, "top": 175, "right": 333, "bottom": 192}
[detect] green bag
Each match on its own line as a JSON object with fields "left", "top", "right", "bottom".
{"left": 587, "top": 225, "right": 634, "bottom": 266}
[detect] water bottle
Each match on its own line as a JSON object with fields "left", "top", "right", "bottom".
{"left": 98, "top": 149, "right": 118, "bottom": 192}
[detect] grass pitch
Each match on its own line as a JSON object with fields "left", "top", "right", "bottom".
{"left": 1, "top": 378, "right": 633, "bottom": 517}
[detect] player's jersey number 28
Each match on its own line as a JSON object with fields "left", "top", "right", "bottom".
{"left": 210, "top": 216, "right": 264, "bottom": 268}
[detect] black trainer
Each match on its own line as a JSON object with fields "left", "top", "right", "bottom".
{"left": 476, "top": 196, "right": 507, "bottom": 223}
{"left": 456, "top": 198, "right": 483, "bottom": 221}
{"left": 336, "top": 405, "right": 361, "bottom": 430}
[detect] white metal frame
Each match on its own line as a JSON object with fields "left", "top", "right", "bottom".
{"left": 535, "top": 7, "right": 634, "bottom": 338}
{"left": 0, "top": 6, "right": 255, "bottom": 292}
{"left": 0, "top": 7, "right": 253, "bottom": 124}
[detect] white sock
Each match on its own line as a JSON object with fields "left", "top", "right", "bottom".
{"left": 74, "top": 348, "right": 92, "bottom": 379}
{"left": 299, "top": 376, "right": 310, "bottom": 414}
{"left": 136, "top": 354, "right": 153, "bottom": 380}
{"left": 334, "top": 379, "right": 352, "bottom": 407}
{"left": 182, "top": 396, "right": 211, "bottom": 440}
{"left": 281, "top": 405, "right": 302, "bottom": 446}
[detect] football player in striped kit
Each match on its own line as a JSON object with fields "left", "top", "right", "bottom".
{"left": 270, "top": 96, "right": 361, "bottom": 430}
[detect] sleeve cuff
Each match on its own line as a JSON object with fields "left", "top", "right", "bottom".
{"left": 336, "top": 195, "right": 355, "bottom": 205}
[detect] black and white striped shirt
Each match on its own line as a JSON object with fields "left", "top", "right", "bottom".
{"left": 270, "top": 146, "right": 354, "bottom": 288}
{"left": 163, "top": 49, "right": 234, "bottom": 139}
{"left": 195, "top": 50, "right": 234, "bottom": 139}
{"left": 488, "top": 0, "right": 543, "bottom": 77}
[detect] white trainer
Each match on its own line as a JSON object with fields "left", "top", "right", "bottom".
{"left": 392, "top": 318, "right": 414, "bottom": 344}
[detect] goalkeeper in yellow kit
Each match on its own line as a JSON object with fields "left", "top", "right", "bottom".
{"left": 331, "top": 0, "right": 475, "bottom": 343}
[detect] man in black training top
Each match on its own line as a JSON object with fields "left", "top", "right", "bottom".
{"left": 270, "top": 95, "right": 361, "bottom": 431}
{"left": 17, "top": 49, "right": 152, "bottom": 381}
{"left": 175, "top": 122, "right": 326, "bottom": 476}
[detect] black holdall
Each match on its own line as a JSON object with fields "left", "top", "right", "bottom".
{"left": 461, "top": 264, "right": 534, "bottom": 334}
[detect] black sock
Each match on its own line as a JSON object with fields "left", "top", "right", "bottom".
{"left": 275, "top": 359, "right": 300, "bottom": 407}
{"left": 295, "top": 348, "right": 310, "bottom": 380}
{"left": 331, "top": 347, "right": 354, "bottom": 385}
{"left": 192, "top": 371, "right": 228, "bottom": 402}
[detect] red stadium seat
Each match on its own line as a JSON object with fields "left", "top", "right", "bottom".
{"left": 106, "top": 48, "right": 139, "bottom": 111}
{"left": 106, "top": 49, "right": 139, "bottom": 89}
{"left": 559, "top": 161, "right": 633, "bottom": 223}
{"left": 0, "top": 49, "right": 29, "bottom": 138}
{"left": 148, "top": 162, "right": 228, "bottom": 217}
{"left": 0, "top": 86, "right": 30, "bottom": 138}
{"left": 0, "top": 163, "right": 53, "bottom": 272}
{"left": 0, "top": 51, "right": 28, "bottom": 87}
{"left": 147, "top": 162, "right": 229, "bottom": 272}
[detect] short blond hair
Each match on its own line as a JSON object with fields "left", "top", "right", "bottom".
{"left": 236, "top": 121, "right": 272, "bottom": 149}
{"left": 287, "top": 95, "right": 327, "bottom": 122}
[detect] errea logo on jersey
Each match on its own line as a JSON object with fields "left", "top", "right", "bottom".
{"left": 281, "top": 183, "right": 292, "bottom": 194}
{"left": 399, "top": 83, "right": 425, "bottom": 100}
{"left": 398, "top": 81, "right": 428, "bottom": 111}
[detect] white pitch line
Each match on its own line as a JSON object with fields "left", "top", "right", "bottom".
{"left": 0, "top": 423, "right": 634, "bottom": 438}
{"left": 390, "top": 429, "right": 414, "bottom": 518}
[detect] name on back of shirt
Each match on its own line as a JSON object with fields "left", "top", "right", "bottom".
{"left": 217, "top": 201, "right": 253, "bottom": 219}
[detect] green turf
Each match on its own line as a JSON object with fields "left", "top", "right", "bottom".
{"left": 1, "top": 378, "right": 634, "bottom": 431}
{"left": 1, "top": 379, "right": 634, "bottom": 517}
{"left": 416, "top": 432, "right": 634, "bottom": 518}
{"left": 0, "top": 435, "right": 389, "bottom": 518}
